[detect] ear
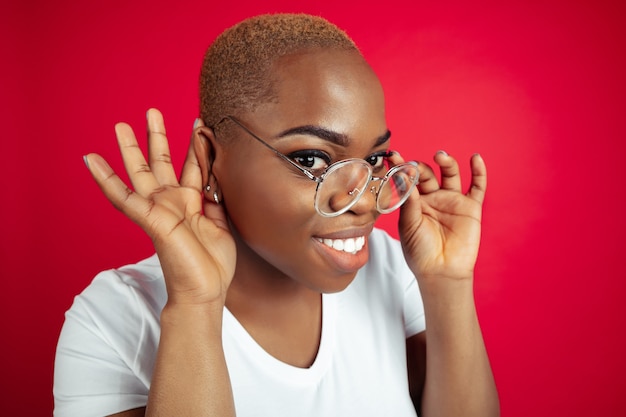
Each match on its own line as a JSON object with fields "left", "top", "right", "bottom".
{"left": 193, "top": 125, "right": 220, "bottom": 188}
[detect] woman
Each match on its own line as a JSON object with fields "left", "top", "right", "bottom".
{"left": 54, "top": 13, "right": 499, "bottom": 417}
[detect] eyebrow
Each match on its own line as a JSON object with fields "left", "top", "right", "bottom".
{"left": 276, "top": 125, "right": 392, "bottom": 147}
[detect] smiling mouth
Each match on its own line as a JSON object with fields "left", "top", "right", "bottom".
{"left": 315, "top": 236, "right": 366, "bottom": 255}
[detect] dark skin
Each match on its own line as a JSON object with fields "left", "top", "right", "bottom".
{"left": 87, "top": 48, "right": 498, "bottom": 416}
{"left": 211, "top": 49, "right": 390, "bottom": 368}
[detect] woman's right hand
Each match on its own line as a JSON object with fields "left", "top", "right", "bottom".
{"left": 84, "top": 108, "right": 236, "bottom": 308}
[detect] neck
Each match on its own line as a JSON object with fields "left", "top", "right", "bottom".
{"left": 224, "top": 232, "right": 323, "bottom": 368}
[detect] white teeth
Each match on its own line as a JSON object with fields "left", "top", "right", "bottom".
{"left": 317, "top": 236, "right": 366, "bottom": 254}
{"left": 344, "top": 238, "right": 356, "bottom": 253}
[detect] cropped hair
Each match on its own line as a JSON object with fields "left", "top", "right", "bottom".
{"left": 199, "top": 13, "right": 359, "bottom": 133}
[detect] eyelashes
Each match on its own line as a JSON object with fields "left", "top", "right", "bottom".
{"left": 286, "top": 149, "right": 391, "bottom": 173}
{"left": 365, "top": 151, "right": 392, "bottom": 170}
{"left": 288, "top": 150, "right": 332, "bottom": 171}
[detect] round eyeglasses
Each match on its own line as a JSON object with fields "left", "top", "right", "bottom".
{"left": 219, "top": 116, "right": 419, "bottom": 217}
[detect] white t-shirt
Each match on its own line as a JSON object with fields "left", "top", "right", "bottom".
{"left": 54, "top": 228, "right": 426, "bottom": 416}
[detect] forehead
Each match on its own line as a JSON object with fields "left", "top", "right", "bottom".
{"left": 249, "top": 48, "right": 387, "bottom": 141}
{"left": 270, "top": 48, "right": 383, "bottom": 104}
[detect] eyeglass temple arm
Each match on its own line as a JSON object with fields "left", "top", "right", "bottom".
{"left": 225, "top": 116, "right": 319, "bottom": 182}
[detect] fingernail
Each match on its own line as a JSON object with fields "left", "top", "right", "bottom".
{"left": 436, "top": 150, "right": 448, "bottom": 156}
{"left": 193, "top": 118, "right": 200, "bottom": 128}
{"left": 83, "top": 155, "right": 90, "bottom": 169}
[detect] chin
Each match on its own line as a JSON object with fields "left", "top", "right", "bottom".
{"left": 310, "top": 271, "right": 359, "bottom": 294}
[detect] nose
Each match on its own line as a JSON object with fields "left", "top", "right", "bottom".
{"left": 368, "top": 177, "right": 383, "bottom": 195}
{"left": 345, "top": 177, "right": 379, "bottom": 215}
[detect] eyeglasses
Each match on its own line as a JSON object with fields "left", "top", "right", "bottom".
{"left": 220, "top": 116, "right": 419, "bottom": 217}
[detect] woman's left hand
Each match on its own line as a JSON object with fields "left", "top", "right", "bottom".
{"left": 395, "top": 151, "right": 487, "bottom": 283}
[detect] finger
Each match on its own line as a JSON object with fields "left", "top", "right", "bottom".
{"left": 180, "top": 122, "right": 204, "bottom": 191}
{"left": 203, "top": 199, "right": 230, "bottom": 232}
{"left": 434, "top": 150, "right": 462, "bottom": 192}
{"left": 386, "top": 150, "right": 407, "bottom": 166}
{"left": 147, "top": 108, "right": 178, "bottom": 186}
{"left": 468, "top": 153, "right": 487, "bottom": 204}
{"left": 386, "top": 151, "right": 422, "bottom": 210}
{"left": 416, "top": 161, "right": 440, "bottom": 194}
{"left": 115, "top": 122, "right": 160, "bottom": 195}
{"left": 84, "top": 153, "right": 155, "bottom": 232}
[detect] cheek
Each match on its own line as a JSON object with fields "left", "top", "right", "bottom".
{"left": 218, "top": 160, "right": 317, "bottom": 246}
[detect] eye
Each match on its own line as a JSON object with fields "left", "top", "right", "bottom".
{"left": 365, "top": 151, "right": 391, "bottom": 172}
{"left": 288, "top": 150, "right": 332, "bottom": 172}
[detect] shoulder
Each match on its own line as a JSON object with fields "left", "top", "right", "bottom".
{"left": 355, "top": 228, "right": 425, "bottom": 337}
{"left": 368, "top": 228, "right": 403, "bottom": 256}
{"left": 348, "top": 228, "right": 414, "bottom": 300}
{"left": 80, "top": 254, "right": 166, "bottom": 314}
{"left": 362, "top": 228, "right": 412, "bottom": 281}
{"left": 62, "top": 253, "right": 166, "bottom": 354}
{"left": 54, "top": 255, "right": 165, "bottom": 416}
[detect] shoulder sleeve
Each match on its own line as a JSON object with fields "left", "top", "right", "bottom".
{"left": 54, "top": 256, "right": 164, "bottom": 417}
{"left": 368, "top": 229, "right": 426, "bottom": 338}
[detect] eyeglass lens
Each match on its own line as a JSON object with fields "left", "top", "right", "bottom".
{"left": 376, "top": 164, "right": 418, "bottom": 214}
{"left": 315, "top": 160, "right": 418, "bottom": 216}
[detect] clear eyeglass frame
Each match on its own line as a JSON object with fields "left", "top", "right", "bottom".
{"left": 218, "top": 116, "right": 419, "bottom": 217}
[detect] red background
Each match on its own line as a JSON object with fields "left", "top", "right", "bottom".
{"left": 2, "top": 1, "right": 625, "bottom": 415}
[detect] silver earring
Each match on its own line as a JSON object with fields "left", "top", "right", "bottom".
{"left": 213, "top": 191, "right": 220, "bottom": 204}
{"left": 205, "top": 185, "right": 211, "bottom": 192}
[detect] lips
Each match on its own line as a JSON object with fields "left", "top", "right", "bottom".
{"left": 316, "top": 236, "right": 366, "bottom": 255}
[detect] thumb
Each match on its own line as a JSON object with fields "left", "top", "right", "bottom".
{"left": 203, "top": 200, "right": 230, "bottom": 233}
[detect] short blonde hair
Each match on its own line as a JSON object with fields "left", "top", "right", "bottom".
{"left": 199, "top": 13, "right": 359, "bottom": 131}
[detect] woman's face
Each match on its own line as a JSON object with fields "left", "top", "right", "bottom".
{"left": 213, "top": 48, "right": 389, "bottom": 293}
